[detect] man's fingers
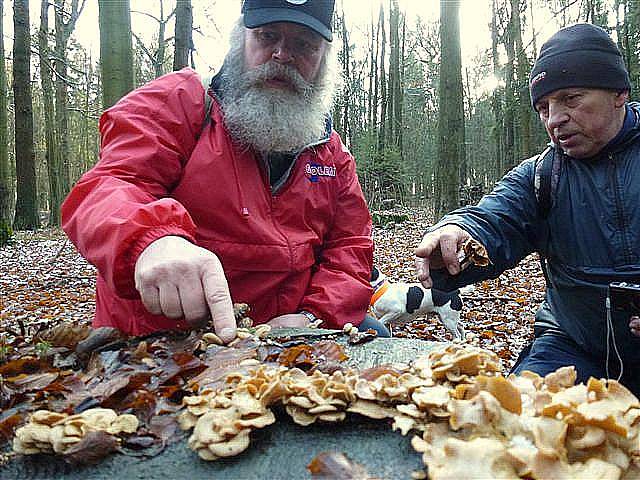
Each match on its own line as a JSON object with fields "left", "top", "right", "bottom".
{"left": 202, "top": 268, "right": 236, "bottom": 342}
{"left": 177, "top": 273, "right": 210, "bottom": 324}
{"left": 415, "top": 257, "right": 433, "bottom": 288}
{"left": 138, "top": 285, "right": 162, "bottom": 316}
{"left": 415, "top": 234, "right": 438, "bottom": 259}
{"left": 158, "top": 283, "right": 183, "bottom": 319}
{"left": 439, "top": 234, "right": 461, "bottom": 275}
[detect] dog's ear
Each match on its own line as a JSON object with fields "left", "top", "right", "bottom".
{"left": 371, "top": 266, "right": 379, "bottom": 282}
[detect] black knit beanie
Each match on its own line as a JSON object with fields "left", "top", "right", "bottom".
{"left": 529, "top": 23, "right": 631, "bottom": 109}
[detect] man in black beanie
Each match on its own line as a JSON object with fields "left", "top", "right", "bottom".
{"left": 61, "top": 0, "right": 388, "bottom": 342}
{"left": 414, "top": 23, "right": 640, "bottom": 397}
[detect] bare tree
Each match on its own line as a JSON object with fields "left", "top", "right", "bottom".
{"left": 173, "top": 0, "right": 193, "bottom": 70}
{"left": 13, "top": 0, "right": 39, "bottom": 230}
{"left": 0, "top": 0, "right": 11, "bottom": 235}
{"left": 40, "top": 0, "right": 62, "bottom": 226}
{"left": 435, "top": 0, "right": 465, "bottom": 218}
{"left": 132, "top": 0, "right": 176, "bottom": 78}
{"left": 54, "top": 0, "right": 86, "bottom": 199}
{"left": 377, "top": 4, "right": 387, "bottom": 153}
{"left": 99, "top": 0, "right": 134, "bottom": 109}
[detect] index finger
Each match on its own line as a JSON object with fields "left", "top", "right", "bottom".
{"left": 415, "top": 255, "right": 433, "bottom": 288}
{"left": 415, "top": 233, "right": 441, "bottom": 288}
{"left": 202, "top": 270, "right": 236, "bottom": 343}
{"left": 439, "top": 233, "right": 461, "bottom": 276}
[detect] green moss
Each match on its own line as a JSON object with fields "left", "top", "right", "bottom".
{"left": 0, "top": 220, "right": 12, "bottom": 247}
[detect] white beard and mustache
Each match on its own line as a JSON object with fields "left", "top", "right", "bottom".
{"left": 218, "top": 21, "right": 338, "bottom": 154}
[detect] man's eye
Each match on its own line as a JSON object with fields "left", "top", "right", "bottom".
{"left": 294, "top": 39, "right": 312, "bottom": 52}
{"left": 565, "top": 94, "right": 581, "bottom": 104}
{"left": 258, "top": 31, "right": 278, "bottom": 43}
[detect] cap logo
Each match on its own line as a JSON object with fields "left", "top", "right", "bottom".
{"left": 286, "top": 0, "right": 309, "bottom": 4}
{"left": 530, "top": 71, "right": 546, "bottom": 88}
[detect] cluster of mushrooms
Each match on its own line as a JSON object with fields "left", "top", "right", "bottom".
{"left": 179, "top": 343, "right": 640, "bottom": 479}
{"left": 11, "top": 332, "right": 639, "bottom": 479}
{"left": 12, "top": 408, "right": 138, "bottom": 455}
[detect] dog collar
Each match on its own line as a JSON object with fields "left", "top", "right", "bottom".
{"left": 370, "top": 280, "right": 390, "bottom": 306}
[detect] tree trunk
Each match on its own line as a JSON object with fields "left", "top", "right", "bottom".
{"left": 99, "top": 0, "right": 134, "bottom": 109}
{"left": 54, "top": 0, "right": 85, "bottom": 203}
{"left": 40, "top": 0, "right": 61, "bottom": 226}
{"left": 435, "top": 0, "right": 464, "bottom": 219}
{"left": 173, "top": 0, "right": 192, "bottom": 71}
{"left": 377, "top": 5, "right": 387, "bottom": 153}
{"left": 155, "top": 0, "right": 167, "bottom": 78}
{"left": 388, "top": 0, "right": 401, "bottom": 150}
{"left": 511, "top": 0, "right": 532, "bottom": 159}
{"left": 368, "top": 17, "right": 375, "bottom": 129}
{"left": 502, "top": 7, "right": 517, "bottom": 173}
{"left": 340, "top": 7, "right": 351, "bottom": 147}
{"left": 491, "top": 0, "right": 504, "bottom": 180}
{"left": 372, "top": 16, "right": 380, "bottom": 134}
{"left": 13, "top": 0, "right": 39, "bottom": 230}
{"left": 0, "top": 0, "right": 11, "bottom": 231}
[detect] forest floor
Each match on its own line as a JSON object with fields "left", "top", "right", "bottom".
{"left": 0, "top": 208, "right": 545, "bottom": 370}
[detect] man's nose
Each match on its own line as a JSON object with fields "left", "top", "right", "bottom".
{"left": 546, "top": 103, "right": 569, "bottom": 129}
{"left": 271, "top": 39, "right": 294, "bottom": 63}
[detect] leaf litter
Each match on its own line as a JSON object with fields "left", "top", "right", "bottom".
{"left": 2, "top": 215, "right": 619, "bottom": 477}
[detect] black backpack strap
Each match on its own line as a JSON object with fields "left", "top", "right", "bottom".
{"left": 533, "top": 146, "right": 561, "bottom": 289}
{"left": 534, "top": 146, "right": 555, "bottom": 217}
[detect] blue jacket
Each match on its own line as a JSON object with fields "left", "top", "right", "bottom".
{"left": 432, "top": 103, "right": 640, "bottom": 364}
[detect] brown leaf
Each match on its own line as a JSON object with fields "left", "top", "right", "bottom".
{"left": 0, "top": 357, "right": 53, "bottom": 377}
{"left": 34, "top": 323, "right": 91, "bottom": 349}
{"left": 0, "top": 413, "right": 23, "bottom": 444}
{"left": 308, "top": 451, "right": 378, "bottom": 479}
{"left": 62, "top": 430, "right": 119, "bottom": 465}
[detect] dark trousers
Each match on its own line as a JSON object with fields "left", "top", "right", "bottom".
{"left": 511, "top": 331, "right": 640, "bottom": 398}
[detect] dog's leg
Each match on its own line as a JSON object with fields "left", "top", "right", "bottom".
{"left": 377, "top": 311, "right": 402, "bottom": 325}
{"left": 435, "top": 305, "right": 465, "bottom": 340}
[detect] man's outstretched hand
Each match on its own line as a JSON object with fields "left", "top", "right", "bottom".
{"left": 414, "top": 224, "right": 471, "bottom": 288}
{"left": 134, "top": 236, "right": 237, "bottom": 342}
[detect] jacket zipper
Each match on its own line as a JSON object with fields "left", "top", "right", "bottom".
{"left": 609, "top": 153, "right": 632, "bottom": 263}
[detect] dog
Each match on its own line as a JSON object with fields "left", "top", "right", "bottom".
{"left": 369, "top": 267, "right": 466, "bottom": 340}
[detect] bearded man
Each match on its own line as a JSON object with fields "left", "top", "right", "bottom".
{"left": 61, "top": 0, "right": 375, "bottom": 343}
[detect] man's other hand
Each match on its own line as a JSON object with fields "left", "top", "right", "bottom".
{"left": 134, "top": 236, "right": 236, "bottom": 342}
{"left": 268, "top": 313, "right": 310, "bottom": 329}
{"left": 414, "top": 225, "right": 471, "bottom": 288}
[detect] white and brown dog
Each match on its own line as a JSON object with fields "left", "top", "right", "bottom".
{"left": 369, "top": 267, "right": 466, "bottom": 340}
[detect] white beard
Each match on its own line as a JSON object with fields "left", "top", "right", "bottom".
{"left": 218, "top": 22, "right": 337, "bottom": 154}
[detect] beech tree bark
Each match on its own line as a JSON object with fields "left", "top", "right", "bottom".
{"left": 0, "top": 0, "right": 10, "bottom": 233}
{"left": 99, "top": 0, "right": 134, "bottom": 109}
{"left": 13, "top": 0, "right": 39, "bottom": 230}
{"left": 435, "top": 0, "right": 465, "bottom": 219}
{"left": 173, "top": 0, "right": 193, "bottom": 70}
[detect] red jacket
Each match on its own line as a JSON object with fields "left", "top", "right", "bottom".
{"left": 61, "top": 68, "right": 373, "bottom": 335}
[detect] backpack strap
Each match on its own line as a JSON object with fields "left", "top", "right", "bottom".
{"left": 199, "top": 75, "right": 214, "bottom": 138}
{"left": 533, "top": 146, "right": 561, "bottom": 289}
{"left": 534, "top": 146, "right": 556, "bottom": 217}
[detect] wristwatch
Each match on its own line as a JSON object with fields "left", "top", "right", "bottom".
{"left": 298, "top": 310, "right": 317, "bottom": 324}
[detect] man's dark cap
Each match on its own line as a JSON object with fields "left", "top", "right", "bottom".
{"left": 529, "top": 23, "right": 631, "bottom": 109}
{"left": 241, "top": 0, "right": 335, "bottom": 42}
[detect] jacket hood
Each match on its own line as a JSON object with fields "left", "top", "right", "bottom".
{"left": 608, "top": 101, "right": 640, "bottom": 154}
